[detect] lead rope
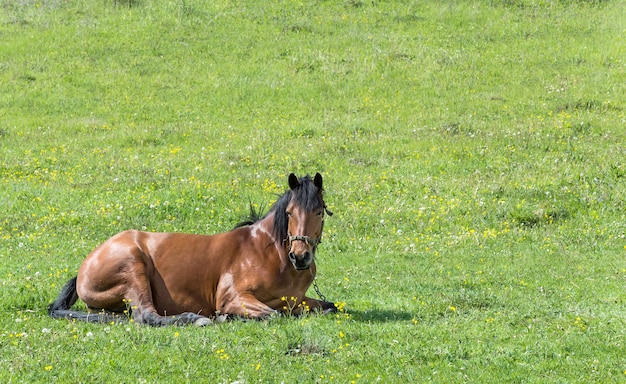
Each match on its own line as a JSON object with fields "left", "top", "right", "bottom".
{"left": 313, "top": 205, "right": 333, "bottom": 303}
{"left": 311, "top": 269, "right": 328, "bottom": 303}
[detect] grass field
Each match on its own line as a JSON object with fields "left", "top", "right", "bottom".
{"left": 1, "top": 0, "right": 625, "bottom": 382}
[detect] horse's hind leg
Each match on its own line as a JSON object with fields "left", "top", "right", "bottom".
{"left": 80, "top": 270, "right": 212, "bottom": 326}
{"left": 121, "top": 272, "right": 211, "bottom": 326}
{"left": 77, "top": 241, "right": 211, "bottom": 327}
{"left": 95, "top": 270, "right": 212, "bottom": 327}
{"left": 138, "top": 311, "right": 214, "bottom": 326}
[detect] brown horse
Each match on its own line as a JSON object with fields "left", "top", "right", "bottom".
{"left": 48, "top": 173, "right": 336, "bottom": 326}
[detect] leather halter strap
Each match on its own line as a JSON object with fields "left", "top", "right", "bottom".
{"left": 288, "top": 235, "right": 320, "bottom": 247}
{"left": 285, "top": 205, "right": 331, "bottom": 248}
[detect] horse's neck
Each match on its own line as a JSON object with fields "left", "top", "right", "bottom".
{"left": 250, "top": 212, "right": 283, "bottom": 251}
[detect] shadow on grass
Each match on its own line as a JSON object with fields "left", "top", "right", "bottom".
{"left": 347, "top": 308, "right": 413, "bottom": 323}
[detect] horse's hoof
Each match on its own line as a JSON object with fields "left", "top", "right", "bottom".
{"left": 193, "top": 317, "right": 214, "bottom": 327}
{"left": 323, "top": 307, "right": 337, "bottom": 315}
{"left": 321, "top": 302, "right": 338, "bottom": 314}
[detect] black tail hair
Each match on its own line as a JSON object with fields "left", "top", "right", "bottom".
{"left": 48, "top": 277, "right": 127, "bottom": 323}
{"left": 48, "top": 276, "right": 79, "bottom": 314}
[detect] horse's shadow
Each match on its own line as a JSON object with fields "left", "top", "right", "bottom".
{"left": 345, "top": 308, "right": 414, "bottom": 323}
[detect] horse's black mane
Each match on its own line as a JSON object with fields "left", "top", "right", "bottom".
{"left": 235, "top": 203, "right": 266, "bottom": 228}
{"left": 235, "top": 175, "right": 325, "bottom": 243}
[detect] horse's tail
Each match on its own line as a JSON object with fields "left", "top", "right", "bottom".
{"left": 48, "top": 276, "right": 79, "bottom": 317}
{"left": 48, "top": 276, "right": 126, "bottom": 323}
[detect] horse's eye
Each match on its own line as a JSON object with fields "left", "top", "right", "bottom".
{"left": 286, "top": 211, "right": 292, "bottom": 218}
{"left": 316, "top": 210, "right": 324, "bottom": 217}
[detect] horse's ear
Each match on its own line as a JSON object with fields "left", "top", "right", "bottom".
{"left": 288, "top": 173, "right": 299, "bottom": 190}
{"left": 314, "top": 173, "right": 323, "bottom": 190}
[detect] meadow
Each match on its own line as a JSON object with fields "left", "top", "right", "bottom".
{"left": 1, "top": 0, "right": 625, "bottom": 382}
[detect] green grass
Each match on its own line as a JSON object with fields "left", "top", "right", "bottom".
{"left": 1, "top": 0, "right": 625, "bottom": 382}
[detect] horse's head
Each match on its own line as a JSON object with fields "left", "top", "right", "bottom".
{"left": 282, "top": 172, "right": 332, "bottom": 270}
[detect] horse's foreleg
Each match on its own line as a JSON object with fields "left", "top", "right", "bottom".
{"left": 220, "top": 294, "right": 278, "bottom": 319}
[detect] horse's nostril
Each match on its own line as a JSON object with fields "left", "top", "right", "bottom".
{"left": 288, "top": 251, "right": 312, "bottom": 270}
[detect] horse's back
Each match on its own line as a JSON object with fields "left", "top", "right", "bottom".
{"left": 80, "top": 229, "right": 231, "bottom": 266}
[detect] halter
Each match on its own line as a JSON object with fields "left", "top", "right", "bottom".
{"left": 286, "top": 206, "right": 332, "bottom": 248}
{"left": 285, "top": 204, "right": 333, "bottom": 299}
{"left": 288, "top": 235, "right": 321, "bottom": 247}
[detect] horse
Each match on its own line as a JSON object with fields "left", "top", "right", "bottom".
{"left": 48, "top": 173, "right": 336, "bottom": 326}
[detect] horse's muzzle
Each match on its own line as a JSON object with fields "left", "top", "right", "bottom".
{"left": 289, "top": 251, "right": 313, "bottom": 270}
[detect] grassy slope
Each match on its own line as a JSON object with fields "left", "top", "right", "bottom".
{"left": 1, "top": 0, "right": 625, "bottom": 382}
